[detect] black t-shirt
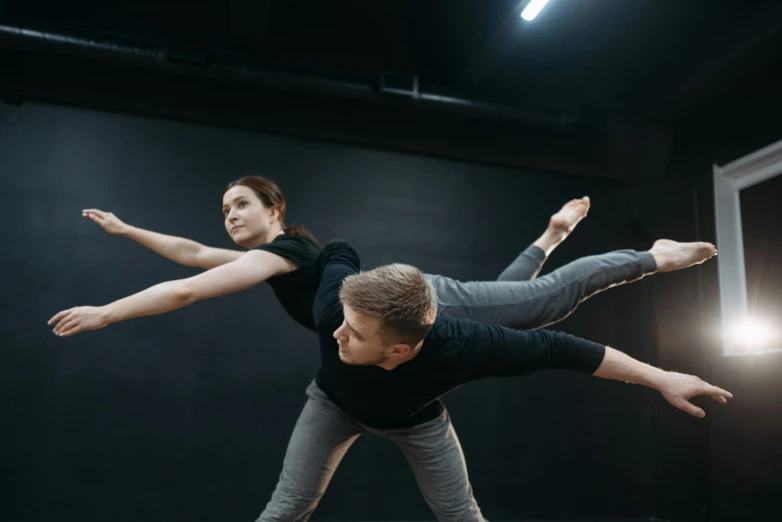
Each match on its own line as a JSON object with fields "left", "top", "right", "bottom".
{"left": 255, "top": 234, "right": 321, "bottom": 331}
{"left": 312, "top": 241, "right": 607, "bottom": 429}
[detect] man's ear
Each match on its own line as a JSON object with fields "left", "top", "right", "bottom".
{"left": 388, "top": 343, "right": 412, "bottom": 357}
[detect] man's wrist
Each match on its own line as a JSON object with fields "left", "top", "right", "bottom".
{"left": 642, "top": 366, "right": 668, "bottom": 391}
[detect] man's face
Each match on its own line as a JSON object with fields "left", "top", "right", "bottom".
{"left": 333, "top": 305, "right": 408, "bottom": 366}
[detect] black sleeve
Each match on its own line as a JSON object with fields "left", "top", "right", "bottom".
{"left": 312, "top": 240, "right": 361, "bottom": 333}
{"left": 463, "top": 321, "right": 606, "bottom": 379}
{"left": 254, "top": 235, "right": 318, "bottom": 269}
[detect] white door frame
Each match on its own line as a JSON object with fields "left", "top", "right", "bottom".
{"left": 713, "top": 139, "right": 782, "bottom": 356}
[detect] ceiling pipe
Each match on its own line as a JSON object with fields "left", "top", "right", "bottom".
{"left": 0, "top": 24, "right": 581, "bottom": 128}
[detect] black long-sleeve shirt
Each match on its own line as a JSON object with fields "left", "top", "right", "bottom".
{"left": 313, "top": 241, "right": 607, "bottom": 429}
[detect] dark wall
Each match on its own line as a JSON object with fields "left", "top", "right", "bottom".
{"left": 697, "top": 171, "right": 782, "bottom": 522}
{"left": 612, "top": 115, "right": 782, "bottom": 522}
{"left": 617, "top": 179, "right": 711, "bottom": 522}
{"left": 663, "top": 110, "right": 782, "bottom": 522}
{"left": 0, "top": 101, "right": 676, "bottom": 521}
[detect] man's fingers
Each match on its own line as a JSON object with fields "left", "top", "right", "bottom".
{"left": 709, "top": 391, "right": 729, "bottom": 404}
{"left": 82, "top": 209, "right": 106, "bottom": 217}
{"left": 711, "top": 385, "right": 733, "bottom": 399}
{"left": 680, "top": 400, "right": 706, "bottom": 418}
{"left": 699, "top": 383, "right": 733, "bottom": 402}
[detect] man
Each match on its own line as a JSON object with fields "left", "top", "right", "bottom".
{"left": 257, "top": 241, "right": 732, "bottom": 521}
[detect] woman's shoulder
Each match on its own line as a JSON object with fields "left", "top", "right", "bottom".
{"left": 272, "top": 233, "right": 320, "bottom": 247}
{"left": 256, "top": 233, "right": 321, "bottom": 269}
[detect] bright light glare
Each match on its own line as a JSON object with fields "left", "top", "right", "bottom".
{"left": 521, "top": 0, "right": 551, "bottom": 21}
{"left": 728, "top": 318, "right": 778, "bottom": 352}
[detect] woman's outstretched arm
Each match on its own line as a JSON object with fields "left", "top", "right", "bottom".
{"left": 83, "top": 209, "right": 243, "bottom": 269}
{"left": 48, "top": 250, "right": 296, "bottom": 337}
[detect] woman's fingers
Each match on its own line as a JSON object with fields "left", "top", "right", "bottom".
{"left": 82, "top": 209, "right": 109, "bottom": 223}
{"left": 58, "top": 322, "right": 84, "bottom": 337}
{"left": 48, "top": 309, "right": 71, "bottom": 326}
{"left": 54, "top": 317, "right": 78, "bottom": 335}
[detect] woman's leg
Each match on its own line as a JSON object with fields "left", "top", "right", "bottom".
{"left": 495, "top": 244, "right": 547, "bottom": 282}
{"left": 498, "top": 196, "right": 591, "bottom": 282}
{"left": 426, "top": 240, "right": 716, "bottom": 330}
{"left": 428, "top": 249, "right": 655, "bottom": 330}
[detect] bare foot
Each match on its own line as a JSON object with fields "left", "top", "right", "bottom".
{"left": 650, "top": 239, "right": 718, "bottom": 273}
{"left": 549, "top": 196, "right": 590, "bottom": 238}
{"left": 533, "top": 196, "right": 591, "bottom": 256}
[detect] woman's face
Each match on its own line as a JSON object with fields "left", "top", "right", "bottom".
{"left": 222, "top": 185, "right": 280, "bottom": 248}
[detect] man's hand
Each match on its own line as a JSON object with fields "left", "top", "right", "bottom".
{"left": 593, "top": 347, "right": 733, "bottom": 418}
{"left": 657, "top": 371, "right": 733, "bottom": 418}
{"left": 48, "top": 306, "right": 109, "bottom": 337}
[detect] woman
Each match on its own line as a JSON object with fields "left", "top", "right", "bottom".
{"left": 48, "top": 175, "right": 716, "bottom": 336}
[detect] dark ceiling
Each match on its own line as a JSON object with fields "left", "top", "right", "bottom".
{"left": 4, "top": 0, "right": 782, "bottom": 120}
{"left": 2, "top": 1, "right": 782, "bottom": 179}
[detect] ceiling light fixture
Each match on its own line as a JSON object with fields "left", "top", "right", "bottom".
{"left": 521, "top": 0, "right": 551, "bottom": 21}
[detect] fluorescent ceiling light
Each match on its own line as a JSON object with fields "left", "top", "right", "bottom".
{"left": 521, "top": 0, "right": 551, "bottom": 21}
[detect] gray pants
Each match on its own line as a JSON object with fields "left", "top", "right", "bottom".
{"left": 258, "top": 381, "right": 483, "bottom": 522}
{"left": 257, "top": 246, "right": 657, "bottom": 521}
{"left": 426, "top": 245, "right": 657, "bottom": 330}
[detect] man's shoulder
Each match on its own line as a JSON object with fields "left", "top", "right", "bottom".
{"left": 429, "top": 314, "right": 490, "bottom": 340}
{"left": 425, "top": 316, "right": 483, "bottom": 352}
{"left": 418, "top": 316, "right": 490, "bottom": 373}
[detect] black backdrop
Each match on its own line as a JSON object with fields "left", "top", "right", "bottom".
{"left": 0, "top": 101, "right": 691, "bottom": 521}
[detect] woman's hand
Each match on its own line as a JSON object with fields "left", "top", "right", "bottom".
{"left": 83, "top": 209, "right": 130, "bottom": 236}
{"left": 48, "top": 306, "right": 109, "bottom": 337}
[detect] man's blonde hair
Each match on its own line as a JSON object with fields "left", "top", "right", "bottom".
{"left": 339, "top": 263, "right": 438, "bottom": 347}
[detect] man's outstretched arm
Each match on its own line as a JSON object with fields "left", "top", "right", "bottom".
{"left": 593, "top": 347, "right": 732, "bottom": 418}
{"left": 465, "top": 324, "right": 732, "bottom": 419}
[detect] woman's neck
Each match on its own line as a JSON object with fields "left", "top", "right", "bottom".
{"left": 264, "top": 223, "right": 286, "bottom": 244}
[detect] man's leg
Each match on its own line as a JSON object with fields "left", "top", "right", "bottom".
{"left": 257, "top": 381, "right": 364, "bottom": 522}
{"left": 381, "top": 410, "right": 486, "bottom": 522}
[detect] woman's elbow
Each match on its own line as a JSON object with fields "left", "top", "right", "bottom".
{"left": 172, "top": 282, "right": 199, "bottom": 306}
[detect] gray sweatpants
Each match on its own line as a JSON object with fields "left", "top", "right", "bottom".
{"left": 258, "top": 381, "right": 483, "bottom": 522}
{"left": 257, "top": 246, "right": 657, "bottom": 521}
{"left": 426, "top": 245, "right": 657, "bottom": 330}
